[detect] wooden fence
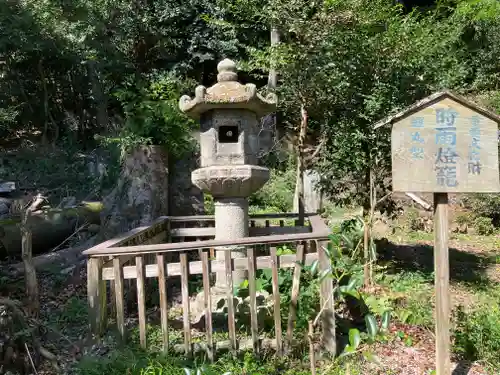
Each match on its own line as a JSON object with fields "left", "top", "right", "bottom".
{"left": 83, "top": 213, "right": 335, "bottom": 359}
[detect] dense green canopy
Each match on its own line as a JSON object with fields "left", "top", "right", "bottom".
{"left": 1, "top": 0, "right": 499, "bottom": 206}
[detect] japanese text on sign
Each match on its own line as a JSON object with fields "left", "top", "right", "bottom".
{"left": 410, "top": 117, "right": 425, "bottom": 160}
{"left": 434, "top": 109, "right": 459, "bottom": 188}
{"left": 468, "top": 115, "right": 481, "bottom": 175}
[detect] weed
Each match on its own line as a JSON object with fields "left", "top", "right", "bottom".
{"left": 453, "top": 303, "right": 500, "bottom": 368}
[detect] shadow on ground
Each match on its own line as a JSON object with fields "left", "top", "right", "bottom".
{"left": 375, "top": 239, "right": 494, "bottom": 286}
{"left": 452, "top": 361, "right": 474, "bottom": 375}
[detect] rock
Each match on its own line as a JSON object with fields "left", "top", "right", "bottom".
{"left": 0, "top": 181, "right": 15, "bottom": 194}
{"left": 190, "top": 288, "right": 274, "bottom": 332}
{"left": 169, "top": 149, "right": 204, "bottom": 216}
{"left": 0, "top": 202, "right": 9, "bottom": 216}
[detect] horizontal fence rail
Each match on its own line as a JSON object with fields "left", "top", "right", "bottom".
{"left": 85, "top": 213, "right": 335, "bottom": 359}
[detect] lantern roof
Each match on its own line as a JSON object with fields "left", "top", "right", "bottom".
{"left": 179, "top": 58, "right": 277, "bottom": 119}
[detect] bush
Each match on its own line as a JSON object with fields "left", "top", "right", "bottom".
{"left": 455, "top": 212, "right": 474, "bottom": 226}
{"left": 473, "top": 216, "right": 495, "bottom": 236}
{"left": 453, "top": 303, "right": 500, "bottom": 367}
{"left": 404, "top": 208, "right": 424, "bottom": 231}
{"left": 249, "top": 168, "right": 295, "bottom": 213}
{"left": 463, "top": 194, "right": 500, "bottom": 227}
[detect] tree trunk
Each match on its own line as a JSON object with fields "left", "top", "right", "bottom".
{"left": 295, "top": 105, "right": 307, "bottom": 225}
{"left": 268, "top": 25, "right": 280, "bottom": 90}
{"left": 87, "top": 60, "right": 109, "bottom": 131}
{"left": 21, "top": 194, "right": 45, "bottom": 317}
{"left": 98, "top": 146, "right": 169, "bottom": 241}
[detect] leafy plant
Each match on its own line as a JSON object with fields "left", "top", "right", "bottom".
{"left": 473, "top": 216, "right": 495, "bottom": 235}
{"left": 183, "top": 367, "right": 231, "bottom": 375}
{"left": 453, "top": 303, "right": 500, "bottom": 367}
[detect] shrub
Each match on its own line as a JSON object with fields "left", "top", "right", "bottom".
{"left": 473, "top": 216, "right": 495, "bottom": 236}
{"left": 455, "top": 212, "right": 474, "bottom": 226}
{"left": 453, "top": 303, "right": 500, "bottom": 367}
{"left": 463, "top": 194, "right": 500, "bottom": 227}
{"left": 249, "top": 168, "right": 295, "bottom": 213}
{"left": 404, "top": 208, "right": 424, "bottom": 231}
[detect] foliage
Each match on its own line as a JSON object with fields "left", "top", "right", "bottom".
{"left": 0, "top": 141, "right": 120, "bottom": 201}
{"left": 312, "top": 223, "right": 392, "bottom": 360}
{"left": 76, "top": 348, "right": 325, "bottom": 375}
{"left": 463, "top": 194, "right": 500, "bottom": 227}
{"left": 0, "top": 0, "right": 245, "bottom": 146}
{"left": 249, "top": 168, "right": 296, "bottom": 213}
{"left": 453, "top": 301, "right": 500, "bottom": 368}
{"left": 112, "top": 72, "right": 197, "bottom": 156}
{"left": 455, "top": 212, "right": 474, "bottom": 226}
{"left": 219, "top": 0, "right": 500, "bottom": 210}
{"left": 374, "top": 270, "right": 434, "bottom": 328}
{"left": 473, "top": 216, "right": 495, "bottom": 236}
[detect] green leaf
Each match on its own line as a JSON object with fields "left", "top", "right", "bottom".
{"left": 365, "top": 314, "right": 378, "bottom": 338}
{"left": 404, "top": 336, "right": 413, "bottom": 347}
{"left": 348, "top": 328, "right": 361, "bottom": 349}
{"left": 240, "top": 279, "right": 249, "bottom": 289}
{"left": 310, "top": 260, "right": 319, "bottom": 275}
{"left": 363, "top": 350, "right": 382, "bottom": 365}
{"left": 381, "top": 310, "right": 391, "bottom": 331}
{"left": 318, "top": 268, "right": 331, "bottom": 282}
{"left": 369, "top": 238, "right": 377, "bottom": 260}
{"left": 339, "top": 344, "right": 356, "bottom": 358}
{"left": 339, "top": 286, "right": 360, "bottom": 299}
{"left": 261, "top": 269, "right": 272, "bottom": 281}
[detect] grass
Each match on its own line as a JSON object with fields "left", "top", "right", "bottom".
{"left": 75, "top": 344, "right": 365, "bottom": 375}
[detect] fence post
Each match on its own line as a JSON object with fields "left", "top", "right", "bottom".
{"left": 87, "top": 256, "right": 107, "bottom": 338}
{"left": 317, "top": 240, "right": 336, "bottom": 355}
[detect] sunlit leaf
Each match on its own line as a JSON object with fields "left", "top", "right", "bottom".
{"left": 365, "top": 314, "right": 378, "bottom": 338}
{"left": 348, "top": 328, "right": 361, "bottom": 349}
{"left": 381, "top": 310, "right": 391, "bottom": 331}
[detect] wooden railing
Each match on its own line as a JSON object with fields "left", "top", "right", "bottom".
{"left": 83, "top": 213, "right": 335, "bottom": 358}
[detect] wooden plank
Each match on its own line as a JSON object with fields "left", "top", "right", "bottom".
{"left": 102, "top": 253, "right": 319, "bottom": 280}
{"left": 85, "top": 217, "right": 169, "bottom": 254}
{"left": 286, "top": 241, "right": 306, "bottom": 351}
{"left": 180, "top": 252, "right": 192, "bottom": 356}
{"left": 157, "top": 254, "right": 169, "bottom": 352}
{"left": 136, "top": 256, "right": 147, "bottom": 348}
{"left": 87, "top": 257, "right": 107, "bottom": 337}
{"left": 102, "top": 253, "right": 320, "bottom": 280}
{"left": 169, "top": 226, "right": 310, "bottom": 238}
{"left": 316, "top": 240, "right": 336, "bottom": 354}
{"left": 113, "top": 257, "right": 125, "bottom": 343}
{"left": 84, "top": 218, "right": 329, "bottom": 256}
{"left": 247, "top": 247, "right": 259, "bottom": 354}
{"left": 434, "top": 193, "right": 451, "bottom": 375}
{"left": 201, "top": 250, "right": 214, "bottom": 361}
{"left": 109, "top": 256, "right": 116, "bottom": 318}
{"left": 102, "top": 231, "right": 169, "bottom": 268}
{"left": 270, "top": 246, "right": 282, "bottom": 356}
{"left": 225, "top": 251, "right": 237, "bottom": 354}
{"left": 168, "top": 212, "right": 318, "bottom": 222}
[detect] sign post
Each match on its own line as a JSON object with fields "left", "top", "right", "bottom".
{"left": 374, "top": 91, "right": 500, "bottom": 375}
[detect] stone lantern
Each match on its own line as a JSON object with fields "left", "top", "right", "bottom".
{"left": 179, "top": 58, "right": 277, "bottom": 292}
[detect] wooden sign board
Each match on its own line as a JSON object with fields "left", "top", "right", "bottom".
{"left": 375, "top": 91, "right": 500, "bottom": 375}
{"left": 388, "top": 93, "right": 500, "bottom": 193}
